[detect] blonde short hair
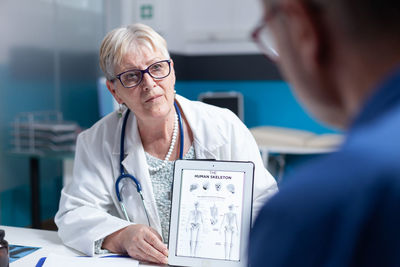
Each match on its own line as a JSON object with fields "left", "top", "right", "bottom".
{"left": 99, "top": 23, "right": 170, "bottom": 80}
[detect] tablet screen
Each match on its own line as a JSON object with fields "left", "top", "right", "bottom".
{"left": 175, "top": 169, "right": 245, "bottom": 261}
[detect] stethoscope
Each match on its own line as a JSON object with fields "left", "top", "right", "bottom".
{"left": 115, "top": 101, "right": 184, "bottom": 226}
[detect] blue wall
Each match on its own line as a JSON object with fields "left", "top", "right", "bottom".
{"left": 0, "top": 159, "right": 63, "bottom": 227}
{"left": 176, "top": 80, "right": 337, "bottom": 134}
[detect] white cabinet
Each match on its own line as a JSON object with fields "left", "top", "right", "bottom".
{"left": 105, "top": 0, "right": 263, "bottom": 55}
{"left": 169, "top": 0, "right": 263, "bottom": 55}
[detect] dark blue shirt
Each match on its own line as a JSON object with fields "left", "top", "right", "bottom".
{"left": 250, "top": 67, "right": 400, "bottom": 267}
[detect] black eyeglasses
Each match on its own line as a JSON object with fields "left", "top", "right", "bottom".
{"left": 252, "top": 7, "right": 280, "bottom": 60}
{"left": 114, "top": 59, "right": 171, "bottom": 88}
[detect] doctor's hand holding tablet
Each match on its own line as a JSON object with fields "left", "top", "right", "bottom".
{"left": 54, "top": 23, "right": 278, "bottom": 265}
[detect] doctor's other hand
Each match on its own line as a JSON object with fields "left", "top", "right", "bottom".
{"left": 102, "top": 224, "right": 169, "bottom": 264}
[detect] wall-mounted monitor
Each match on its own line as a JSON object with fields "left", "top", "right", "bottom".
{"left": 198, "top": 91, "right": 244, "bottom": 121}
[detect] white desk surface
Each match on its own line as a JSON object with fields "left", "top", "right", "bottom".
{"left": 1, "top": 225, "right": 161, "bottom": 267}
{"left": 258, "top": 145, "right": 335, "bottom": 155}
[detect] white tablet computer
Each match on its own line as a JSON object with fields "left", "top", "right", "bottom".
{"left": 169, "top": 160, "right": 254, "bottom": 267}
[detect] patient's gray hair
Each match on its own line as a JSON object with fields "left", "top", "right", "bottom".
{"left": 99, "top": 23, "right": 170, "bottom": 80}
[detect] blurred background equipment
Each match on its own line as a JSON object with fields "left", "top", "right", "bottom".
{"left": 198, "top": 91, "right": 244, "bottom": 121}
{"left": 250, "top": 126, "right": 343, "bottom": 182}
{"left": 11, "top": 111, "right": 79, "bottom": 154}
{"left": 9, "top": 111, "right": 79, "bottom": 229}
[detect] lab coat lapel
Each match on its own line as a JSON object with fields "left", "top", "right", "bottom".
{"left": 113, "top": 110, "right": 162, "bottom": 235}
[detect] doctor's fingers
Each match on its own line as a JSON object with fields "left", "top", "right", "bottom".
{"left": 144, "top": 230, "right": 168, "bottom": 256}
{"left": 138, "top": 239, "right": 169, "bottom": 264}
{"left": 128, "top": 245, "right": 167, "bottom": 265}
{"left": 125, "top": 226, "right": 168, "bottom": 263}
{"left": 148, "top": 227, "right": 163, "bottom": 241}
{"left": 125, "top": 236, "right": 167, "bottom": 264}
{"left": 128, "top": 247, "right": 165, "bottom": 265}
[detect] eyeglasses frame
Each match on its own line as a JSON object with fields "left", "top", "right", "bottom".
{"left": 252, "top": 5, "right": 281, "bottom": 60}
{"left": 114, "top": 59, "right": 172, "bottom": 88}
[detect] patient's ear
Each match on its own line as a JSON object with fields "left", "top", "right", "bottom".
{"left": 283, "top": 0, "right": 328, "bottom": 70}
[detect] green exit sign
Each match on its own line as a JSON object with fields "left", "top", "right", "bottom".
{"left": 140, "top": 4, "right": 153, "bottom": 19}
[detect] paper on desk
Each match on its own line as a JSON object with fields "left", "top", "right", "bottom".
{"left": 41, "top": 253, "right": 139, "bottom": 267}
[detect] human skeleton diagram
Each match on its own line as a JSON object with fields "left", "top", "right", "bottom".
{"left": 220, "top": 204, "right": 238, "bottom": 260}
{"left": 186, "top": 202, "right": 204, "bottom": 256}
{"left": 210, "top": 203, "right": 218, "bottom": 225}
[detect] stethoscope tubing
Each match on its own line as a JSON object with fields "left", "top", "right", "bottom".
{"left": 115, "top": 100, "right": 184, "bottom": 225}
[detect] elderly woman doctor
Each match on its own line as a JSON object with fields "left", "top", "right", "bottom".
{"left": 55, "top": 23, "right": 277, "bottom": 264}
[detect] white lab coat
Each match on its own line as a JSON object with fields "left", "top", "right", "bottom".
{"left": 55, "top": 95, "right": 277, "bottom": 256}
